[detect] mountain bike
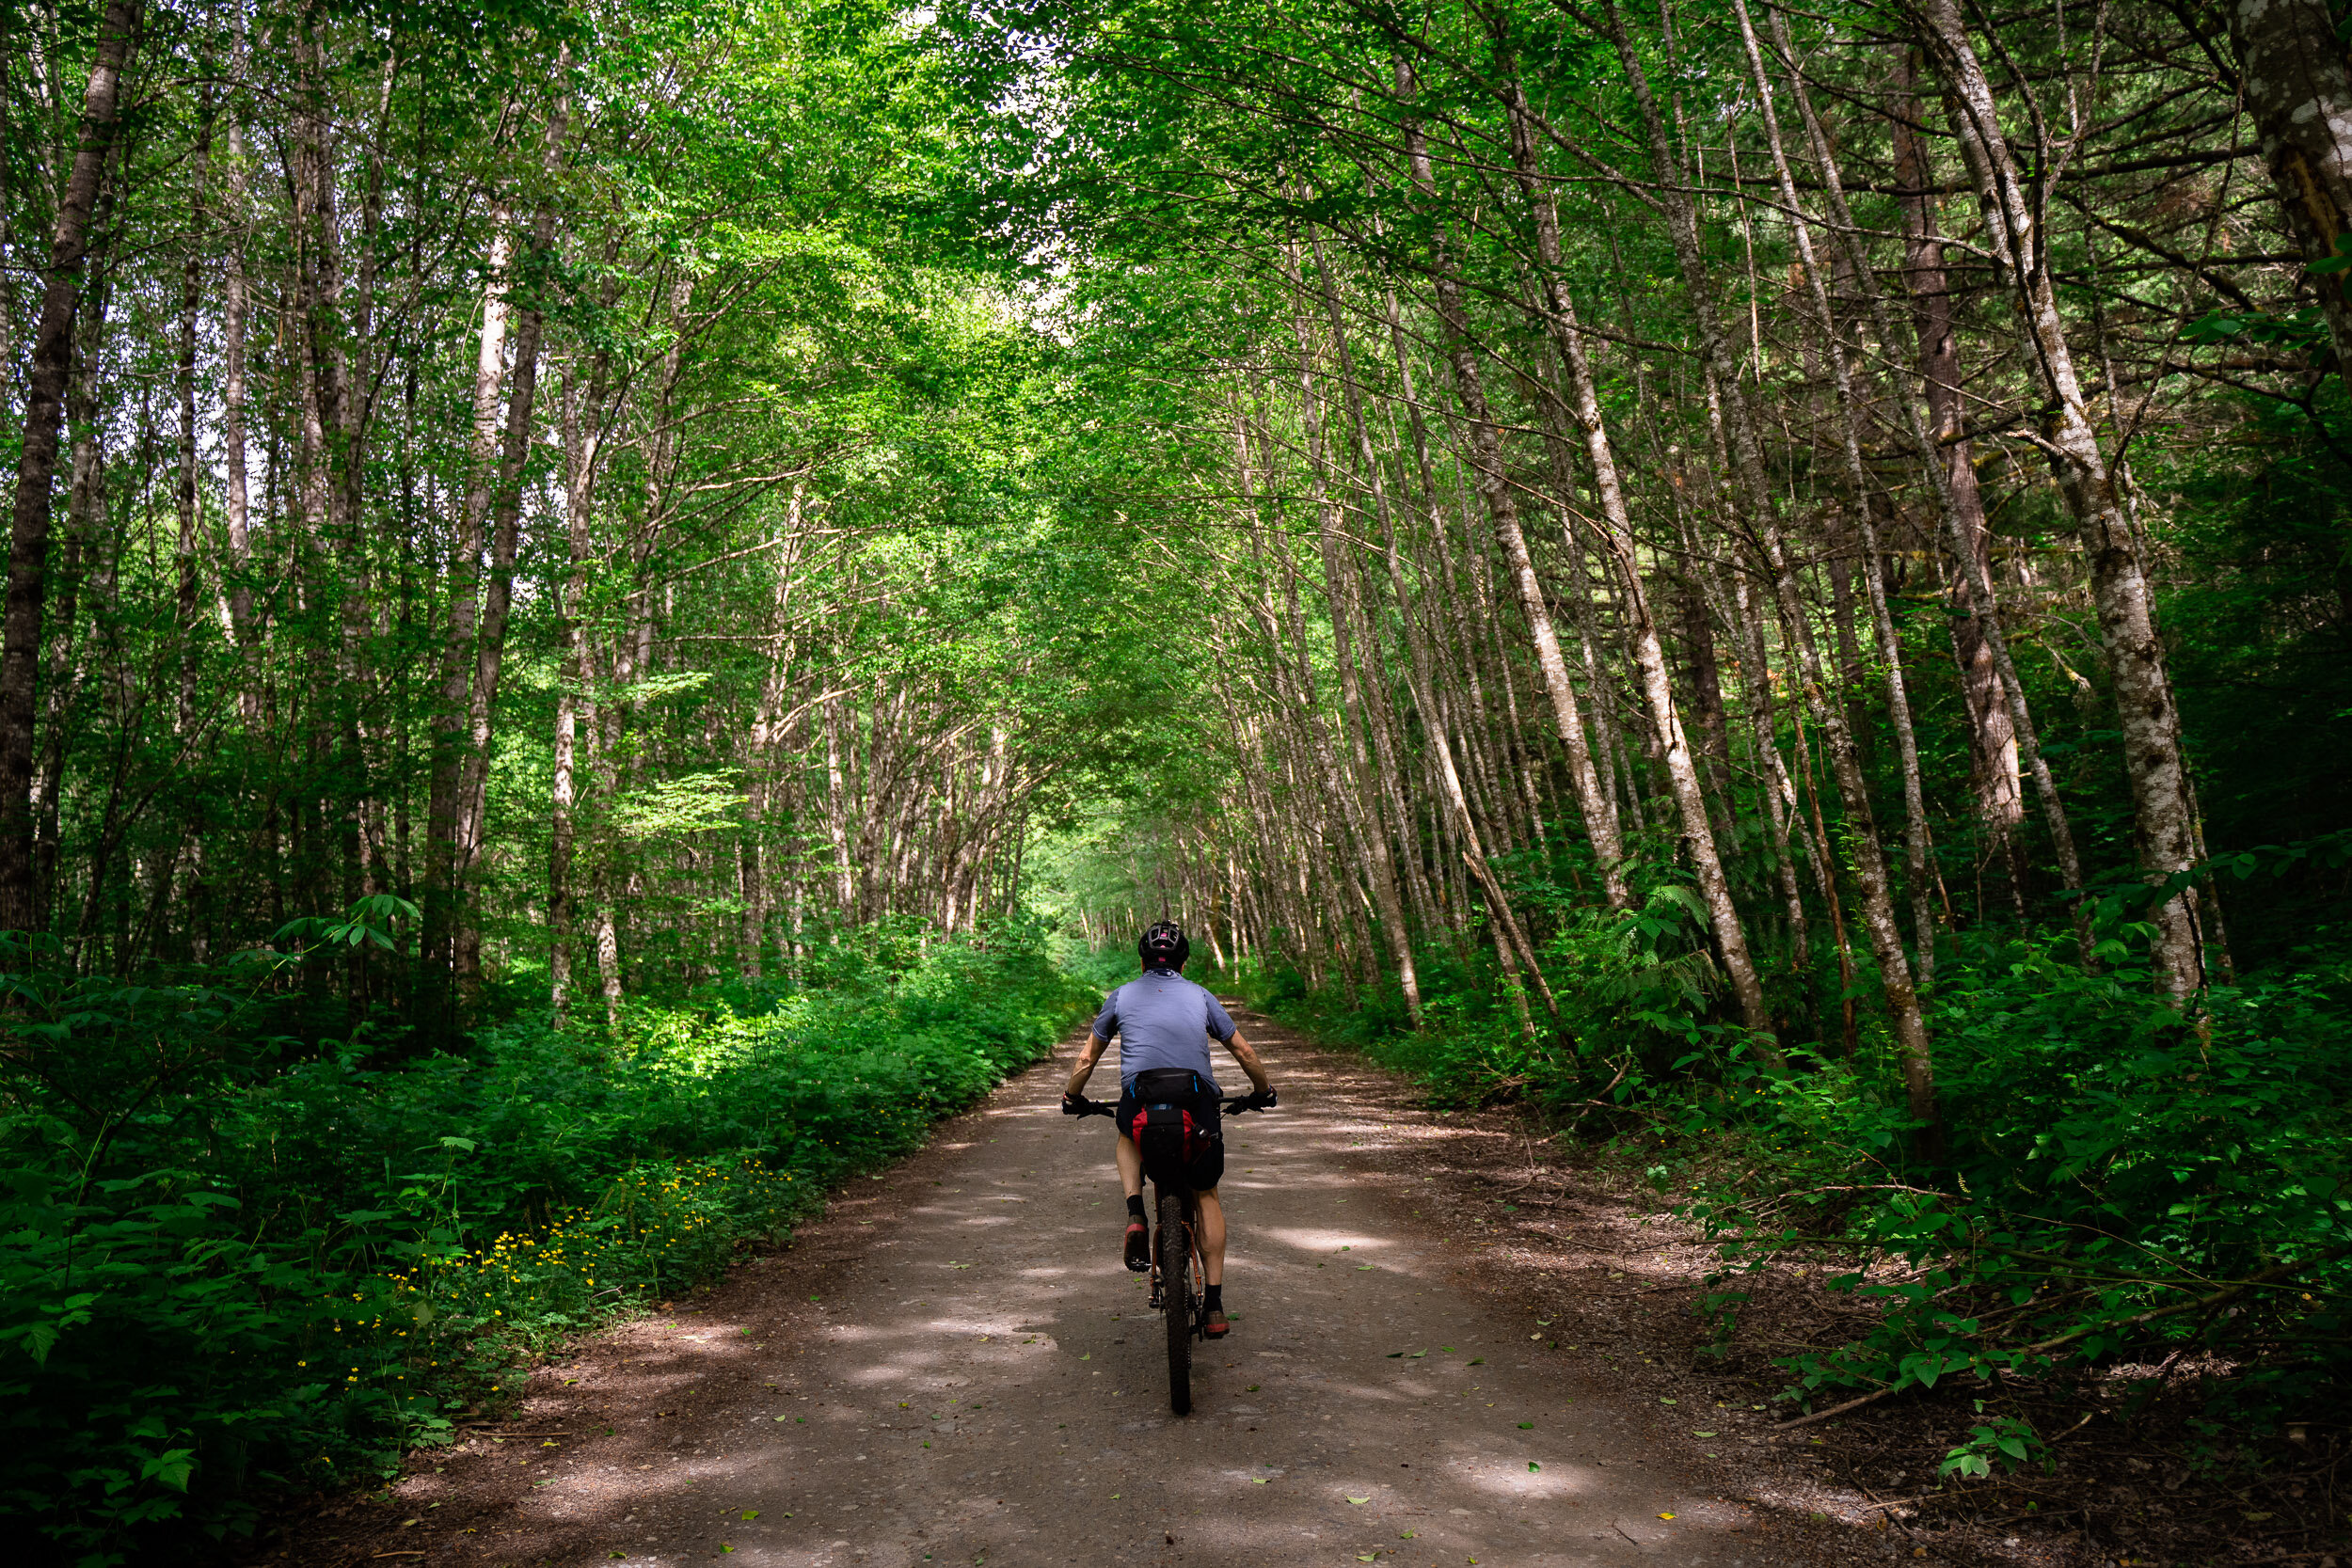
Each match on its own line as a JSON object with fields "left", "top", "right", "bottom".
{"left": 1065, "top": 1089, "right": 1274, "bottom": 1415}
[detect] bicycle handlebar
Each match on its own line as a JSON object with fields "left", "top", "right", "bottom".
{"left": 1061, "top": 1090, "right": 1277, "bottom": 1118}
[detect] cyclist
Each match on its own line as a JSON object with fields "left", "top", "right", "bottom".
{"left": 1062, "top": 920, "right": 1272, "bottom": 1339}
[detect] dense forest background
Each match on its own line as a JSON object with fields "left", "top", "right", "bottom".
{"left": 3, "top": 0, "right": 2349, "bottom": 1559}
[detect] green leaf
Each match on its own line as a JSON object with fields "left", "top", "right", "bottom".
{"left": 141, "top": 1449, "right": 197, "bottom": 1493}
{"left": 10, "top": 1322, "right": 62, "bottom": 1365}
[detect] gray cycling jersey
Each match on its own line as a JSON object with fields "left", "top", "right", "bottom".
{"left": 1092, "top": 969, "right": 1237, "bottom": 1095}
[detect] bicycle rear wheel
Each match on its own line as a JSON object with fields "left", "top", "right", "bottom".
{"left": 1156, "top": 1185, "right": 1191, "bottom": 1415}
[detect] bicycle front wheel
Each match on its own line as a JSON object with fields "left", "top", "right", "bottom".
{"left": 1157, "top": 1185, "right": 1192, "bottom": 1415}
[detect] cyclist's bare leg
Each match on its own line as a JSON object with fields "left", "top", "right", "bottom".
{"left": 1195, "top": 1187, "right": 1225, "bottom": 1286}
{"left": 1115, "top": 1132, "right": 1143, "bottom": 1199}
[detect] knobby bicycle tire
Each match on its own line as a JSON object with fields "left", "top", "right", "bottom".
{"left": 1157, "top": 1185, "right": 1191, "bottom": 1416}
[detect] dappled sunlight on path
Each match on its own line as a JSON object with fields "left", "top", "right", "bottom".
{"left": 318, "top": 1015, "right": 1785, "bottom": 1568}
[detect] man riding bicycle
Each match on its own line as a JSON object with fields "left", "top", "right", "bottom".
{"left": 1062, "top": 921, "right": 1272, "bottom": 1339}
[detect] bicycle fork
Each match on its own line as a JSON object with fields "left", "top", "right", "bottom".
{"left": 1146, "top": 1196, "right": 1204, "bottom": 1328}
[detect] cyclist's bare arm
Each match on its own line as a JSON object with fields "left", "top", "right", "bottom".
{"left": 1223, "top": 1032, "right": 1271, "bottom": 1095}
{"left": 1064, "top": 1032, "right": 1112, "bottom": 1100}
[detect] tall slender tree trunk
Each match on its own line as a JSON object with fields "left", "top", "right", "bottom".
{"left": 1775, "top": 21, "right": 2089, "bottom": 942}
{"left": 455, "top": 96, "right": 567, "bottom": 993}
{"left": 551, "top": 347, "right": 606, "bottom": 1022}
{"left": 1676, "top": 574, "right": 1737, "bottom": 836}
{"left": 1884, "top": 52, "right": 2021, "bottom": 859}
{"left": 0, "top": 0, "right": 137, "bottom": 933}
{"left": 2223, "top": 0, "right": 2352, "bottom": 399}
{"left": 1297, "top": 230, "right": 1424, "bottom": 1024}
{"left": 1916, "top": 0, "right": 2207, "bottom": 1005}
{"left": 421, "top": 206, "right": 514, "bottom": 1004}
{"left": 1734, "top": 0, "right": 1942, "bottom": 989}
{"left": 34, "top": 290, "right": 107, "bottom": 937}
{"left": 1491, "top": 45, "right": 1774, "bottom": 1037}
{"left": 220, "top": 107, "right": 260, "bottom": 725}
{"left": 739, "top": 489, "right": 804, "bottom": 980}
{"left": 175, "top": 94, "right": 212, "bottom": 736}
{"left": 1397, "top": 57, "right": 1629, "bottom": 912}
{"left": 1604, "top": 0, "right": 1939, "bottom": 1148}
{"left": 288, "top": 24, "right": 373, "bottom": 938}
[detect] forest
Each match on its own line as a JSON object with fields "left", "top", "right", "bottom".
{"left": 1, "top": 0, "right": 2348, "bottom": 1559}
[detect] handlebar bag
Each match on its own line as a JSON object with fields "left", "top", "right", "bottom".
{"left": 1127, "top": 1068, "right": 1215, "bottom": 1188}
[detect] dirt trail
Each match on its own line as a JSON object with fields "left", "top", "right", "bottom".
{"left": 278, "top": 1012, "right": 1797, "bottom": 1568}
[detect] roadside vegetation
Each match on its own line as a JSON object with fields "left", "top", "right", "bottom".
{"left": 1, "top": 913, "right": 1085, "bottom": 1561}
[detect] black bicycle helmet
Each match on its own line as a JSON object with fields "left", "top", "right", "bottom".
{"left": 1138, "top": 920, "right": 1190, "bottom": 971}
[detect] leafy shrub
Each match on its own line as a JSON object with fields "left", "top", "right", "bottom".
{"left": 1682, "top": 927, "right": 2352, "bottom": 1411}
{"left": 1231, "top": 872, "right": 1732, "bottom": 1114}
{"left": 0, "top": 918, "right": 1089, "bottom": 1564}
{"left": 1939, "top": 1403, "right": 2048, "bottom": 1480}
{"left": 1238, "top": 855, "right": 2352, "bottom": 1426}
{"left": 1053, "top": 936, "right": 1145, "bottom": 998}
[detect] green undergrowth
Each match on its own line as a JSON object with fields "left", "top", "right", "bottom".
{"left": 0, "top": 915, "right": 1089, "bottom": 1565}
{"left": 1225, "top": 880, "right": 2352, "bottom": 1439}
{"left": 1049, "top": 935, "right": 1147, "bottom": 1000}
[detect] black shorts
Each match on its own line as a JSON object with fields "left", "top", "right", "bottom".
{"left": 1117, "top": 1076, "right": 1225, "bottom": 1193}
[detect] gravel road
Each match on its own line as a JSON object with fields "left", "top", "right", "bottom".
{"left": 317, "top": 1011, "right": 1770, "bottom": 1568}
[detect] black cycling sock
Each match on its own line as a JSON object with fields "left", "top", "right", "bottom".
{"left": 1126, "top": 1194, "right": 1146, "bottom": 1219}
{"left": 1203, "top": 1284, "right": 1223, "bottom": 1312}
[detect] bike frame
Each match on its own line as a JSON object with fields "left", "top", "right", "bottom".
{"left": 1144, "top": 1180, "right": 1206, "bottom": 1327}
{"left": 1065, "top": 1088, "right": 1270, "bottom": 1416}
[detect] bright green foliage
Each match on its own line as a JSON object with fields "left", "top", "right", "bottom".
{"left": 1724, "top": 931, "right": 2352, "bottom": 1399}
{"left": 1940, "top": 1404, "right": 2047, "bottom": 1481}
{"left": 1229, "top": 850, "right": 2352, "bottom": 1421}
{"left": 0, "top": 918, "right": 1087, "bottom": 1561}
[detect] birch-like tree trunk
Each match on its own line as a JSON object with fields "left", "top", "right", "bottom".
{"left": 550, "top": 366, "right": 592, "bottom": 1022}
{"left": 0, "top": 0, "right": 138, "bottom": 933}
{"left": 2224, "top": 0, "right": 2352, "bottom": 397}
{"left": 1917, "top": 0, "right": 2208, "bottom": 1005}
{"left": 1398, "top": 58, "right": 1629, "bottom": 912}
{"left": 220, "top": 105, "right": 259, "bottom": 724}
{"left": 1885, "top": 50, "right": 2021, "bottom": 854}
{"left": 175, "top": 96, "right": 214, "bottom": 736}
{"left": 1604, "top": 0, "right": 1941, "bottom": 1148}
{"left": 1492, "top": 47, "right": 1774, "bottom": 1037}
{"left": 421, "top": 206, "right": 514, "bottom": 994}
{"left": 1772, "top": 18, "right": 2090, "bottom": 940}
{"left": 1733, "top": 0, "right": 1941, "bottom": 988}
{"left": 454, "top": 97, "right": 568, "bottom": 990}
{"left": 1296, "top": 230, "right": 1425, "bottom": 1023}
